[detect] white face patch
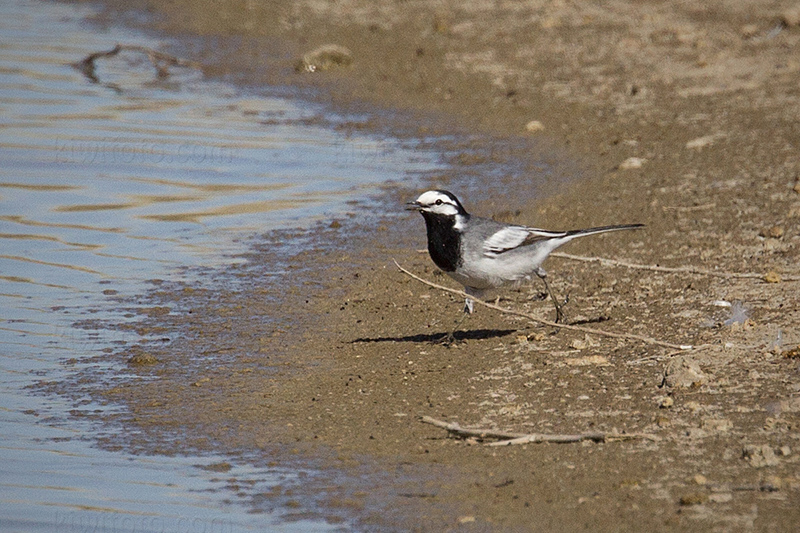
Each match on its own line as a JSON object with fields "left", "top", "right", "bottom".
{"left": 414, "top": 191, "right": 460, "bottom": 217}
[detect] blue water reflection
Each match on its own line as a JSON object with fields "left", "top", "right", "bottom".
{"left": 0, "top": 0, "right": 438, "bottom": 530}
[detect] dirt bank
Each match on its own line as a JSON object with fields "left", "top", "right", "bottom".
{"left": 68, "top": 0, "right": 800, "bottom": 530}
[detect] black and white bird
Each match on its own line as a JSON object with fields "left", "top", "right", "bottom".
{"left": 407, "top": 190, "right": 643, "bottom": 323}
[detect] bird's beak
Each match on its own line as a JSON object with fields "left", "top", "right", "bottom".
{"left": 405, "top": 201, "right": 422, "bottom": 211}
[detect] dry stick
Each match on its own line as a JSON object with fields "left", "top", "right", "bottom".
{"left": 551, "top": 252, "right": 800, "bottom": 281}
{"left": 74, "top": 44, "right": 202, "bottom": 82}
{"left": 420, "top": 416, "right": 658, "bottom": 447}
{"left": 393, "top": 260, "right": 693, "bottom": 350}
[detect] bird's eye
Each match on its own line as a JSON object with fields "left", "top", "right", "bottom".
{"left": 435, "top": 199, "right": 443, "bottom": 205}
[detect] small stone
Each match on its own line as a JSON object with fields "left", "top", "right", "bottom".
{"left": 618, "top": 157, "right": 645, "bottom": 170}
{"left": 740, "top": 24, "right": 759, "bottom": 38}
{"left": 564, "top": 355, "right": 610, "bottom": 366}
{"left": 779, "top": 446, "right": 792, "bottom": 457}
{"left": 685, "top": 401, "right": 702, "bottom": 412}
{"left": 679, "top": 492, "right": 707, "bottom": 505}
{"left": 760, "top": 225, "right": 784, "bottom": 239}
{"left": 570, "top": 338, "right": 588, "bottom": 350}
{"left": 128, "top": 352, "right": 158, "bottom": 366}
{"left": 693, "top": 474, "right": 708, "bottom": 485}
{"left": 525, "top": 120, "right": 545, "bottom": 133}
{"left": 663, "top": 357, "right": 706, "bottom": 388}
{"left": 569, "top": 334, "right": 597, "bottom": 350}
{"left": 296, "top": 44, "right": 353, "bottom": 73}
{"left": 793, "top": 178, "right": 800, "bottom": 194}
{"left": 685, "top": 135, "right": 717, "bottom": 150}
{"left": 764, "top": 271, "right": 782, "bottom": 284}
{"left": 783, "top": 347, "right": 800, "bottom": 359}
{"left": 686, "top": 427, "right": 709, "bottom": 439}
{"left": 781, "top": 6, "right": 800, "bottom": 27}
{"left": 701, "top": 417, "right": 732, "bottom": 432}
{"left": 200, "top": 461, "right": 233, "bottom": 473}
{"left": 458, "top": 516, "right": 476, "bottom": 524}
{"left": 743, "top": 444, "right": 780, "bottom": 468}
{"left": 658, "top": 396, "right": 674, "bottom": 409}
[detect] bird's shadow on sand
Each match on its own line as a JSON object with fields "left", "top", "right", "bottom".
{"left": 351, "top": 328, "right": 517, "bottom": 344}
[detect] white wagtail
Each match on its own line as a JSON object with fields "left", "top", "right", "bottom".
{"left": 407, "top": 190, "right": 643, "bottom": 323}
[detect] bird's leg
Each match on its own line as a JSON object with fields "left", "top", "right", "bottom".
{"left": 433, "top": 295, "right": 476, "bottom": 345}
{"left": 435, "top": 298, "right": 472, "bottom": 345}
{"left": 453, "top": 298, "right": 474, "bottom": 331}
{"left": 536, "top": 267, "right": 566, "bottom": 323}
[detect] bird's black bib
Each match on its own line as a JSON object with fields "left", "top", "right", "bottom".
{"left": 421, "top": 212, "right": 462, "bottom": 272}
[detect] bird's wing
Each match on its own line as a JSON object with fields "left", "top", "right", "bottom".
{"left": 483, "top": 226, "right": 567, "bottom": 256}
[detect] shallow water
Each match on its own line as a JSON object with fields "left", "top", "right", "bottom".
{"left": 0, "top": 0, "right": 437, "bottom": 529}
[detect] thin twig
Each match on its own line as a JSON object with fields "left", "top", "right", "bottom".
{"left": 550, "top": 252, "right": 800, "bottom": 281}
{"left": 626, "top": 348, "right": 691, "bottom": 366}
{"left": 420, "top": 416, "right": 658, "bottom": 446}
{"left": 73, "top": 44, "right": 202, "bottom": 83}
{"left": 394, "top": 260, "right": 694, "bottom": 350}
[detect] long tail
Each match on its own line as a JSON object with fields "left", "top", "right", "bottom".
{"left": 525, "top": 223, "right": 644, "bottom": 257}
{"left": 563, "top": 223, "right": 645, "bottom": 238}
{"left": 526, "top": 223, "right": 644, "bottom": 240}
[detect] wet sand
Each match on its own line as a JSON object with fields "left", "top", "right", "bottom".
{"left": 67, "top": 0, "right": 800, "bottom": 530}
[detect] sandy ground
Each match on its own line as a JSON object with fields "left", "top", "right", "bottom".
{"left": 61, "top": 0, "right": 800, "bottom": 530}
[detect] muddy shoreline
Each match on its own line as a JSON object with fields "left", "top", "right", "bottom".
{"left": 61, "top": 0, "right": 800, "bottom": 530}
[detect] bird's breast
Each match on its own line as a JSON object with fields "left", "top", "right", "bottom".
{"left": 422, "top": 213, "right": 460, "bottom": 272}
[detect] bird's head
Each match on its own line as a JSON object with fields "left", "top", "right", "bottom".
{"left": 406, "top": 190, "right": 467, "bottom": 217}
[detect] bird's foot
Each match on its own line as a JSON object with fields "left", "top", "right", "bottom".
{"left": 553, "top": 293, "right": 570, "bottom": 323}
{"left": 432, "top": 331, "right": 461, "bottom": 346}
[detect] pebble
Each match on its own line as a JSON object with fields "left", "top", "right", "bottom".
{"left": 655, "top": 416, "right": 671, "bottom": 428}
{"left": 618, "top": 157, "right": 645, "bottom": 170}
{"left": 679, "top": 492, "right": 707, "bottom": 505}
{"left": 782, "top": 347, "right": 800, "bottom": 361}
{"left": 701, "top": 417, "right": 732, "bottom": 432}
{"left": 525, "top": 120, "right": 545, "bottom": 133}
{"left": 663, "top": 357, "right": 706, "bottom": 388}
{"left": 740, "top": 24, "right": 760, "bottom": 38}
{"left": 764, "top": 271, "right": 782, "bottom": 284}
{"left": 296, "top": 44, "right": 353, "bottom": 73}
{"left": 658, "top": 396, "right": 674, "bottom": 409}
{"left": 743, "top": 444, "right": 780, "bottom": 468}
{"left": 569, "top": 335, "right": 597, "bottom": 350}
{"left": 693, "top": 474, "right": 708, "bottom": 485}
{"left": 128, "top": 352, "right": 158, "bottom": 366}
{"left": 685, "top": 134, "right": 717, "bottom": 150}
{"left": 564, "top": 355, "right": 610, "bottom": 366}
{"left": 760, "top": 225, "right": 784, "bottom": 239}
